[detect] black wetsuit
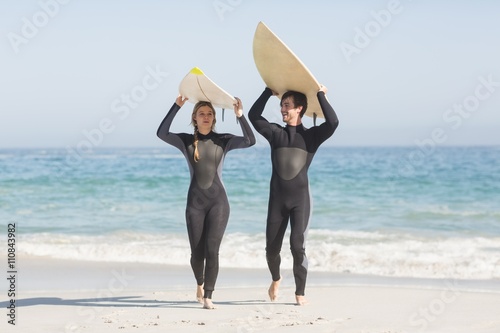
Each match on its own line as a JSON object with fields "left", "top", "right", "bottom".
{"left": 248, "top": 88, "right": 339, "bottom": 296}
{"left": 157, "top": 103, "right": 255, "bottom": 298}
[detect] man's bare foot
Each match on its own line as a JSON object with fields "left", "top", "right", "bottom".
{"left": 295, "top": 295, "right": 308, "bottom": 306}
{"left": 203, "top": 298, "right": 215, "bottom": 309}
{"left": 268, "top": 278, "right": 281, "bottom": 301}
{"left": 196, "top": 284, "right": 203, "bottom": 303}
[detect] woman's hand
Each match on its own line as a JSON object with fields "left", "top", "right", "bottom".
{"left": 233, "top": 97, "right": 243, "bottom": 118}
{"left": 176, "top": 95, "right": 188, "bottom": 107}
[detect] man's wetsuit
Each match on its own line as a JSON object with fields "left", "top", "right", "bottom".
{"left": 157, "top": 103, "right": 255, "bottom": 298}
{"left": 248, "top": 88, "right": 339, "bottom": 296}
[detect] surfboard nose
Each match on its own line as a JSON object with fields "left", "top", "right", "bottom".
{"left": 190, "top": 67, "right": 204, "bottom": 75}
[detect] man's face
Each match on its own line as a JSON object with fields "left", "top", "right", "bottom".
{"left": 280, "top": 97, "right": 302, "bottom": 124}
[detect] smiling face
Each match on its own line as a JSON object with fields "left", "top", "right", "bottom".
{"left": 192, "top": 103, "right": 215, "bottom": 134}
{"left": 280, "top": 96, "right": 302, "bottom": 125}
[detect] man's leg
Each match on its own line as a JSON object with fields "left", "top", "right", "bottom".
{"left": 289, "top": 197, "right": 311, "bottom": 304}
{"left": 265, "top": 200, "right": 289, "bottom": 301}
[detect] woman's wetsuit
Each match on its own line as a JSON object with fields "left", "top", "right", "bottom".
{"left": 248, "top": 88, "right": 339, "bottom": 296}
{"left": 157, "top": 103, "right": 255, "bottom": 298}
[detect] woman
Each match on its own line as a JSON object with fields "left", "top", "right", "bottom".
{"left": 157, "top": 95, "right": 255, "bottom": 309}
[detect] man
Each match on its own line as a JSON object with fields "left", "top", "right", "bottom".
{"left": 248, "top": 86, "right": 339, "bottom": 305}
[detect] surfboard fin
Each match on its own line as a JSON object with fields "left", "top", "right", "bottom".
{"left": 313, "top": 113, "right": 317, "bottom": 126}
{"left": 222, "top": 108, "right": 225, "bottom": 122}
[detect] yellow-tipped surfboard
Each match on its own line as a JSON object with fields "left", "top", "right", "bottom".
{"left": 253, "top": 21, "right": 323, "bottom": 119}
{"left": 179, "top": 67, "right": 236, "bottom": 110}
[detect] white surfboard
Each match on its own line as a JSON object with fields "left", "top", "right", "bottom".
{"left": 253, "top": 21, "right": 323, "bottom": 119}
{"left": 179, "top": 67, "right": 236, "bottom": 110}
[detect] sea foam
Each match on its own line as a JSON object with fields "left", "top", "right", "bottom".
{"left": 15, "top": 229, "right": 500, "bottom": 280}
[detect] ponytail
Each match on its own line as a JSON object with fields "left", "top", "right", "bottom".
{"left": 193, "top": 127, "right": 200, "bottom": 162}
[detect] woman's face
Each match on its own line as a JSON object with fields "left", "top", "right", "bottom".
{"left": 194, "top": 105, "right": 215, "bottom": 132}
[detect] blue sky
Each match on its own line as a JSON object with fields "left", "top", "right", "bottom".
{"left": 1, "top": 0, "right": 499, "bottom": 148}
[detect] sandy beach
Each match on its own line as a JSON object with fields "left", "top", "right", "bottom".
{"left": 2, "top": 256, "right": 499, "bottom": 333}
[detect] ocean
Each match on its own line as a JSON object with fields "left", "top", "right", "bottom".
{"left": 1, "top": 146, "right": 499, "bottom": 280}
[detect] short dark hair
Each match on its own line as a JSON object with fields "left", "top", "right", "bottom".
{"left": 281, "top": 91, "right": 308, "bottom": 117}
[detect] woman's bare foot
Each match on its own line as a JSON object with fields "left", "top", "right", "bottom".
{"left": 203, "top": 298, "right": 215, "bottom": 309}
{"left": 295, "top": 295, "right": 308, "bottom": 306}
{"left": 196, "top": 284, "right": 203, "bottom": 303}
{"left": 268, "top": 277, "right": 281, "bottom": 301}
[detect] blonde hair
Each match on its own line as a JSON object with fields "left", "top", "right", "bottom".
{"left": 191, "top": 101, "right": 216, "bottom": 162}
